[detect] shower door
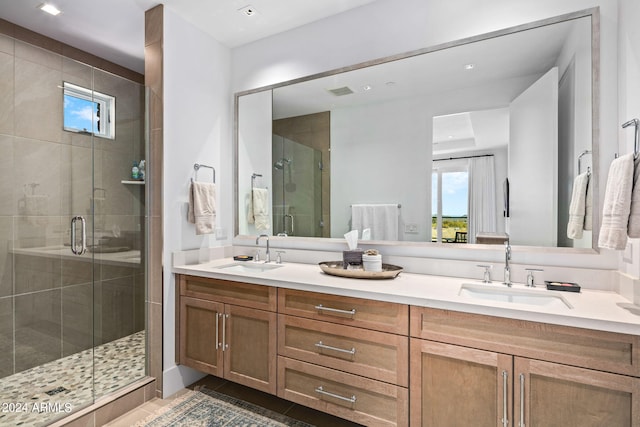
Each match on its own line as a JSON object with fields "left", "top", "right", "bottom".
{"left": 0, "top": 37, "right": 146, "bottom": 426}
{"left": 272, "top": 135, "right": 323, "bottom": 237}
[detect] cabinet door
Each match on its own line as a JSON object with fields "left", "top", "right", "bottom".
{"left": 514, "top": 357, "right": 640, "bottom": 427}
{"left": 410, "top": 339, "right": 512, "bottom": 427}
{"left": 179, "top": 296, "right": 224, "bottom": 377}
{"left": 224, "top": 304, "right": 277, "bottom": 394}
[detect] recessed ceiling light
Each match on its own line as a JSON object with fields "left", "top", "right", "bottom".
{"left": 238, "top": 5, "right": 257, "bottom": 17}
{"left": 38, "top": 3, "right": 61, "bottom": 16}
{"left": 464, "top": 63, "right": 475, "bottom": 70}
{"left": 362, "top": 84, "right": 373, "bottom": 91}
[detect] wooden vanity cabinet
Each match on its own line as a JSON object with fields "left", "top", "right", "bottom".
{"left": 278, "top": 288, "right": 409, "bottom": 426}
{"left": 177, "top": 275, "right": 277, "bottom": 394}
{"left": 514, "top": 357, "right": 637, "bottom": 427}
{"left": 410, "top": 306, "right": 640, "bottom": 427}
{"left": 410, "top": 339, "right": 512, "bottom": 427}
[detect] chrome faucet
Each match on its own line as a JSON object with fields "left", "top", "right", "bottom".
{"left": 256, "top": 234, "right": 270, "bottom": 263}
{"left": 503, "top": 241, "right": 512, "bottom": 287}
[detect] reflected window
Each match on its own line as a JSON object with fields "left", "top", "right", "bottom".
{"left": 63, "top": 82, "right": 115, "bottom": 139}
{"left": 432, "top": 168, "right": 468, "bottom": 243}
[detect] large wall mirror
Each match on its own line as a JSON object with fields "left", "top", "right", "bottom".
{"left": 235, "top": 8, "right": 599, "bottom": 250}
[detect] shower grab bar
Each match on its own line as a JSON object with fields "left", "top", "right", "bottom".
{"left": 622, "top": 118, "right": 640, "bottom": 159}
{"left": 70, "top": 216, "right": 87, "bottom": 255}
{"left": 577, "top": 149, "right": 592, "bottom": 175}
{"left": 192, "top": 163, "right": 215, "bottom": 183}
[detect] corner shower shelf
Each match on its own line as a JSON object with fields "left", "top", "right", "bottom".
{"left": 121, "top": 180, "right": 145, "bottom": 185}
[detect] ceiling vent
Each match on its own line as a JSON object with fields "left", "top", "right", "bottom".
{"left": 327, "top": 86, "right": 354, "bottom": 96}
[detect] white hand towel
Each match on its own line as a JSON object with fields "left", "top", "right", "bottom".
{"left": 628, "top": 156, "right": 640, "bottom": 237}
{"left": 351, "top": 204, "right": 399, "bottom": 240}
{"left": 188, "top": 182, "right": 216, "bottom": 235}
{"left": 249, "top": 188, "right": 270, "bottom": 231}
{"left": 567, "top": 172, "right": 589, "bottom": 239}
{"left": 598, "top": 153, "right": 634, "bottom": 249}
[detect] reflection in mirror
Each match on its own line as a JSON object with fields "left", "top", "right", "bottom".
{"left": 236, "top": 9, "right": 598, "bottom": 249}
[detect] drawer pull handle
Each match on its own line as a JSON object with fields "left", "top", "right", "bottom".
{"left": 314, "top": 304, "right": 356, "bottom": 317}
{"left": 315, "top": 386, "right": 357, "bottom": 406}
{"left": 315, "top": 341, "right": 356, "bottom": 357}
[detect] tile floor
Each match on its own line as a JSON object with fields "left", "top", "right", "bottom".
{"left": 0, "top": 331, "right": 145, "bottom": 427}
{"left": 104, "top": 375, "right": 364, "bottom": 427}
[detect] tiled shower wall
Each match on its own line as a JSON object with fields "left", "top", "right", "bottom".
{"left": 0, "top": 31, "right": 145, "bottom": 379}
{"left": 273, "top": 112, "right": 331, "bottom": 237}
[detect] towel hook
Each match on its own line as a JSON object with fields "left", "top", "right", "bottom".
{"left": 193, "top": 163, "right": 215, "bottom": 183}
{"left": 622, "top": 119, "right": 640, "bottom": 159}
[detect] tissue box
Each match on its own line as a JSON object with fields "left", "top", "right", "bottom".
{"left": 343, "top": 249, "right": 363, "bottom": 268}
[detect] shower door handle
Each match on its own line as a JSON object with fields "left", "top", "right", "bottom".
{"left": 284, "top": 214, "right": 294, "bottom": 236}
{"left": 70, "top": 216, "right": 87, "bottom": 255}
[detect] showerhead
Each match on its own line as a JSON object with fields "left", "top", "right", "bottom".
{"left": 274, "top": 158, "right": 291, "bottom": 170}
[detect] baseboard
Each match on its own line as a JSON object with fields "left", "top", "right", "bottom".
{"left": 162, "top": 364, "right": 207, "bottom": 398}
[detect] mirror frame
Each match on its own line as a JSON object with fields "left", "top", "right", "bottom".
{"left": 233, "top": 7, "right": 600, "bottom": 253}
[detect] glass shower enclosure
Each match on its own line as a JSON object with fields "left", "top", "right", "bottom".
{"left": 272, "top": 135, "right": 323, "bottom": 237}
{"left": 0, "top": 36, "right": 146, "bottom": 425}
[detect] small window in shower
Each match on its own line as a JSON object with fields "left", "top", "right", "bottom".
{"left": 63, "top": 82, "right": 115, "bottom": 139}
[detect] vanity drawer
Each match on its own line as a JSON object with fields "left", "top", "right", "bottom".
{"left": 178, "top": 274, "right": 277, "bottom": 311}
{"left": 278, "top": 288, "right": 408, "bottom": 334}
{"left": 410, "top": 306, "right": 640, "bottom": 377}
{"left": 277, "top": 356, "right": 408, "bottom": 427}
{"left": 278, "top": 314, "right": 408, "bottom": 386}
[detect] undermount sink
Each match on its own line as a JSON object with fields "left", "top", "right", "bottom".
{"left": 216, "top": 262, "right": 284, "bottom": 274}
{"left": 459, "top": 283, "right": 573, "bottom": 309}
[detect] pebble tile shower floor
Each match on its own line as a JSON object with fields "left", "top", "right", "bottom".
{"left": 0, "top": 331, "right": 145, "bottom": 426}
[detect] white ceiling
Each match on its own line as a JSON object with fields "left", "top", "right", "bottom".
{"left": 0, "top": 0, "right": 378, "bottom": 74}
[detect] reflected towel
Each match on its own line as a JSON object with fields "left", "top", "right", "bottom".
{"left": 567, "top": 172, "right": 589, "bottom": 239}
{"left": 188, "top": 182, "right": 216, "bottom": 235}
{"left": 598, "top": 153, "right": 634, "bottom": 249}
{"left": 629, "top": 156, "right": 640, "bottom": 237}
{"left": 351, "top": 204, "right": 399, "bottom": 240}
{"left": 584, "top": 173, "right": 593, "bottom": 231}
{"left": 249, "top": 188, "right": 270, "bottom": 231}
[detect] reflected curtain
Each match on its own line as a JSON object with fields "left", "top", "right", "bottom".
{"left": 467, "top": 156, "right": 497, "bottom": 243}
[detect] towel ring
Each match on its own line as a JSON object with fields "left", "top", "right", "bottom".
{"left": 578, "top": 150, "right": 592, "bottom": 176}
{"left": 622, "top": 119, "right": 640, "bottom": 159}
{"left": 193, "top": 163, "right": 215, "bottom": 183}
{"left": 251, "top": 173, "right": 263, "bottom": 191}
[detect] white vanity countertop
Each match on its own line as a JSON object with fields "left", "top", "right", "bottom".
{"left": 173, "top": 258, "right": 640, "bottom": 336}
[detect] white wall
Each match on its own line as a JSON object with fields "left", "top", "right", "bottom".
{"left": 331, "top": 97, "right": 431, "bottom": 240}
{"left": 617, "top": 0, "right": 640, "bottom": 279}
{"left": 231, "top": 0, "right": 620, "bottom": 269}
{"left": 237, "top": 91, "right": 273, "bottom": 235}
{"left": 162, "top": 8, "right": 232, "bottom": 396}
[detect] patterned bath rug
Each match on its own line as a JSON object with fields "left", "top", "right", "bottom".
{"left": 134, "top": 388, "right": 314, "bottom": 427}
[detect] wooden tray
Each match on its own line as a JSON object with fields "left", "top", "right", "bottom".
{"left": 318, "top": 261, "right": 403, "bottom": 280}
